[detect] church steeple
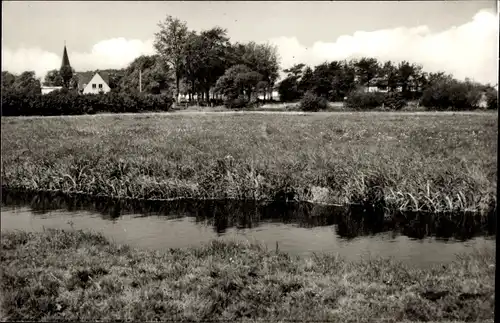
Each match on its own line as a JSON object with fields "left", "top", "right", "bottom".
{"left": 61, "top": 42, "right": 71, "bottom": 69}
{"left": 60, "top": 42, "right": 73, "bottom": 88}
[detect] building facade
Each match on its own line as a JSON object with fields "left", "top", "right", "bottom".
{"left": 75, "top": 71, "right": 111, "bottom": 94}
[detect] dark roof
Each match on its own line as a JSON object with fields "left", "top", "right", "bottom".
{"left": 75, "top": 71, "right": 110, "bottom": 90}
{"left": 96, "top": 71, "right": 110, "bottom": 85}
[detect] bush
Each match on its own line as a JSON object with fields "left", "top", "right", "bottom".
{"left": 299, "top": 92, "right": 328, "bottom": 111}
{"left": 1, "top": 90, "right": 174, "bottom": 116}
{"left": 345, "top": 88, "right": 385, "bottom": 110}
{"left": 420, "top": 79, "right": 484, "bottom": 111}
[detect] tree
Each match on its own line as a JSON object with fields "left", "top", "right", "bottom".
{"left": 379, "top": 61, "right": 399, "bottom": 92}
{"left": 229, "top": 41, "right": 280, "bottom": 100}
{"left": 484, "top": 86, "right": 498, "bottom": 110}
{"left": 278, "top": 76, "right": 301, "bottom": 102}
{"left": 154, "top": 15, "right": 189, "bottom": 103}
{"left": 311, "top": 61, "right": 344, "bottom": 100}
{"left": 397, "top": 61, "right": 423, "bottom": 99}
{"left": 419, "top": 73, "right": 484, "bottom": 110}
{"left": 1, "top": 71, "right": 16, "bottom": 90}
{"left": 43, "top": 69, "right": 64, "bottom": 87}
{"left": 277, "top": 63, "right": 306, "bottom": 102}
{"left": 12, "top": 71, "right": 41, "bottom": 95}
{"left": 298, "top": 66, "right": 314, "bottom": 94}
{"left": 335, "top": 61, "right": 357, "bottom": 99}
{"left": 354, "top": 57, "right": 380, "bottom": 86}
{"left": 283, "top": 63, "right": 305, "bottom": 78}
{"left": 214, "top": 64, "right": 262, "bottom": 102}
{"left": 118, "top": 55, "right": 173, "bottom": 95}
{"left": 183, "top": 27, "right": 232, "bottom": 102}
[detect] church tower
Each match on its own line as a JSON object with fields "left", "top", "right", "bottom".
{"left": 60, "top": 42, "right": 73, "bottom": 88}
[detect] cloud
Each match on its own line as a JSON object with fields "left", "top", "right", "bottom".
{"left": 2, "top": 38, "right": 155, "bottom": 79}
{"left": 269, "top": 9, "right": 498, "bottom": 85}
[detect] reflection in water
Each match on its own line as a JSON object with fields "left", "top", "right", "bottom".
{"left": 1, "top": 187, "right": 496, "bottom": 240}
{"left": 1, "top": 188, "right": 496, "bottom": 268}
{"left": 1, "top": 206, "right": 495, "bottom": 268}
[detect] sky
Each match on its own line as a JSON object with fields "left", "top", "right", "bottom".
{"left": 2, "top": 1, "right": 498, "bottom": 85}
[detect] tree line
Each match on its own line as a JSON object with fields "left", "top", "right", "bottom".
{"left": 278, "top": 59, "right": 497, "bottom": 110}
{"left": 1, "top": 14, "right": 497, "bottom": 111}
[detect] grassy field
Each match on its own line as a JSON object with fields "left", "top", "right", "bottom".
{"left": 1, "top": 112, "right": 497, "bottom": 214}
{"left": 0, "top": 229, "right": 495, "bottom": 322}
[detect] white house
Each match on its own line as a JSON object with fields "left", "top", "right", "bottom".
{"left": 41, "top": 86, "right": 63, "bottom": 95}
{"left": 77, "top": 71, "right": 111, "bottom": 94}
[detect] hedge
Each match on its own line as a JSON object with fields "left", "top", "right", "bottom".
{"left": 1, "top": 89, "right": 174, "bottom": 116}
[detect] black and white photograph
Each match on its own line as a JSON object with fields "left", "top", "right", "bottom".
{"left": 1, "top": 1, "right": 498, "bottom": 321}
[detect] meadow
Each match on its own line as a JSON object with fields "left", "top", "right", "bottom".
{"left": 0, "top": 229, "right": 495, "bottom": 322}
{"left": 1, "top": 111, "right": 497, "bottom": 215}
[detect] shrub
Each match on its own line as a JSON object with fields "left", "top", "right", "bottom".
{"left": 345, "top": 88, "right": 385, "bottom": 110}
{"left": 420, "top": 79, "right": 484, "bottom": 111}
{"left": 299, "top": 92, "right": 328, "bottom": 111}
{"left": 1, "top": 90, "right": 174, "bottom": 116}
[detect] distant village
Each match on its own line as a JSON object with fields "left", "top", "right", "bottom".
{"left": 41, "top": 45, "right": 112, "bottom": 95}
{"left": 36, "top": 43, "right": 493, "bottom": 109}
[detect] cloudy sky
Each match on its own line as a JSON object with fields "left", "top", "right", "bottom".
{"left": 2, "top": 1, "right": 498, "bottom": 84}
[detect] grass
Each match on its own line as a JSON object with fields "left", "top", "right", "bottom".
{"left": 1, "top": 112, "right": 497, "bottom": 214}
{"left": 0, "top": 229, "right": 495, "bottom": 322}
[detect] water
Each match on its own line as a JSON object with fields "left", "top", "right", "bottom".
{"left": 1, "top": 190, "right": 495, "bottom": 268}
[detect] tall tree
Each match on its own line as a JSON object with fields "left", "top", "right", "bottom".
{"left": 43, "top": 69, "right": 64, "bottom": 87}
{"left": 298, "top": 66, "right": 314, "bottom": 94}
{"left": 183, "top": 31, "right": 203, "bottom": 100}
{"left": 354, "top": 57, "right": 380, "bottom": 86}
{"left": 277, "top": 63, "right": 306, "bottom": 102}
{"left": 154, "top": 15, "right": 189, "bottom": 103}
{"left": 397, "top": 61, "right": 423, "bottom": 98}
{"left": 311, "top": 62, "right": 342, "bottom": 99}
{"left": 379, "top": 61, "right": 399, "bottom": 92}
{"left": 232, "top": 42, "right": 280, "bottom": 100}
{"left": 214, "top": 64, "right": 262, "bottom": 101}
{"left": 183, "top": 27, "right": 232, "bottom": 102}
{"left": 119, "top": 55, "right": 173, "bottom": 95}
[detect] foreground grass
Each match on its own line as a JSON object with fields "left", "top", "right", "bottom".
{"left": 1, "top": 112, "right": 497, "bottom": 213}
{"left": 0, "top": 229, "right": 495, "bottom": 322}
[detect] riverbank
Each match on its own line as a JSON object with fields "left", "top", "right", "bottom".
{"left": 0, "top": 229, "right": 494, "bottom": 322}
{"left": 1, "top": 112, "right": 497, "bottom": 214}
